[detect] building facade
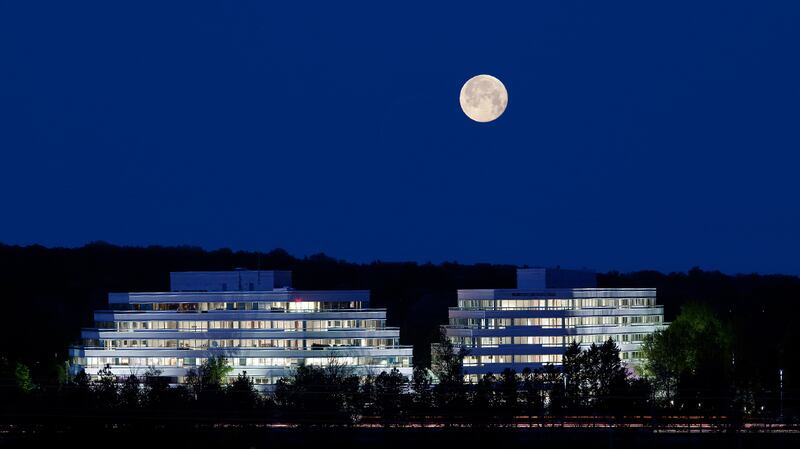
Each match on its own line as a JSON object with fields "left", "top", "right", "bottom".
{"left": 69, "top": 270, "right": 413, "bottom": 389}
{"left": 444, "top": 268, "right": 665, "bottom": 382}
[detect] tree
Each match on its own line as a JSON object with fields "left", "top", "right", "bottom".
{"left": 542, "top": 364, "right": 565, "bottom": 418}
{"left": 374, "top": 368, "right": 406, "bottom": 426}
{"left": 641, "top": 329, "right": 681, "bottom": 402}
{"left": 68, "top": 369, "right": 92, "bottom": 408}
{"left": 497, "top": 368, "right": 519, "bottom": 423}
{"left": 120, "top": 374, "right": 141, "bottom": 409}
{"left": 592, "top": 339, "right": 629, "bottom": 407}
{"left": 360, "top": 374, "right": 376, "bottom": 417}
{"left": 561, "top": 341, "right": 583, "bottom": 410}
{"left": 200, "top": 355, "right": 234, "bottom": 389}
{"left": 13, "top": 362, "right": 34, "bottom": 393}
{"left": 641, "top": 303, "right": 733, "bottom": 411}
{"left": 622, "top": 377, "right": 653, "bottom": 418}
{"left": 274, "top": 359, "right": 363, "bottom": 426}
{"left": 410, "top": 366, "right": 433, "bottom": 422}
{"left": 227, "top": 371, "right": 259, "bottom": 410}
{"left": 184, "top": 368, "right": 201, "bottom": 397}
{"left": 142, "top": 367, "right": 170, "bottom": 407}
{"left": 0, "top": 359, "right": 35, "bottom": 414}
{"left": 430, "top": 329, "right": 468, "bottom": 422}
{"left": 94, "top": 365, "right": 118, "bottom": 408}
{"left": 186, "top": 355, "right": 233, "bottom": 398}
{"left": 471, "top": 373, "right": 498, "bottom": 426}
{"left": 430, "top": 329, "right": 468, "bottom": 385}
{"left": 521, "top": 367, "right": 545, "bottom": 426}
{"left": 559, "top": 339, "right": 630, "bottom": 414}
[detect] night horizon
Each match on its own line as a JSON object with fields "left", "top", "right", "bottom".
{"left": 3, "top": 240, "right": 800, "bottom": 278}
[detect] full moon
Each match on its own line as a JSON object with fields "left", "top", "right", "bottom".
{"left": 459, "top": 74, "right": 508, "bottom": 123}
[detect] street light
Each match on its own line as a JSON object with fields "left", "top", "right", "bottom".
{"left": 779, "top": 368, "right": 784, "bottom": 421}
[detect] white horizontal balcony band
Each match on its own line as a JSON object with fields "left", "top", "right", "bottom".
{"left": 457, "top": 288, "right": 656, "bottom": 301}
{"left": 566, "top": 307, "right": 663, "bottom": 316}
{"left": 611, "top": 343, "right": 644, "bottom": 351}
{"left": 449, "top": 306, "right": 662, "bottom": 316}
{"left": 566, "top": 324, "right": 667, "bottom": 335}
{"left": 73, "top": 346, "right": 414, "bottom": 358}
{"left": 449, "top": 309, "right": 568, "bottom": 319}
{"left": 445, "top": 324, "right": 665, "bottom": 336}
{"left": 95, "top": 310, "right": 388, "bottom": 321}
{"left": 83, "top": 329, "right": 402, "bottom": 340}
{"left": 462, "top": 363, "right": 558, "bottom": 375}
{"left": 110, "top": 290, "right": 370, "bottom": 304}
{"left": 464, "top": 345, "right": 567, "bottom": 356}
{"left": 444, "top": 326, "right": 567, "bottom": 337}
{"left": 463, "top": 342, "right": 644, "bottom": 355}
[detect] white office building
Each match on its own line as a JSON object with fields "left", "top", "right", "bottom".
{"left": 444, "top": 268, "right": 665, "bottom": 382}
{"left": 69, "top": 270, "right": 413, "bottom": 389}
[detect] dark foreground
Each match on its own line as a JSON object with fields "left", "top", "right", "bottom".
{"left": 2, "top": 426, "right": 800, "bottom": 449}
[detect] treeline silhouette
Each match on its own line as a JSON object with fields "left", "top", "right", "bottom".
{"left": 1, "top": 242, "right": 799, "bottom": 425}
{"left": 4, "top": 337, "right": 787, "bottom": 431}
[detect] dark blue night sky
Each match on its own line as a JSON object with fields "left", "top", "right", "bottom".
{"left": 1, "top": 1, "right": 799, "bottom": 274}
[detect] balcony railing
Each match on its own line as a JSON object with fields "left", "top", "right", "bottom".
{"left": 450, "top": 305, "right": 664, "bottom": 311}
{"left": 76, "top": 344, "right": 414, "bottom": 351}
{"left": 96, "top": 307, "right": 390, "bottom": 314}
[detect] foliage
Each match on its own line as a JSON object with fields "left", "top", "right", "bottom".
{"left": 94, "top": 365, "right": 119, "bottom": 408}
{"left": 120, "top": 374, "right": 141, "bottom": 408}
{"left": 186, "top": 355, "right": 233, "bottom": 397}
{"left": 201, "top": 355, "right": 235, "bottom": 388}
{"left": 373, "top": 368, "right": 407, "bottom": 426}
{"left": 430, "top": 328, "right": 468, "bottom": 384}
{"left": 641, "top": 302, "right": 733, "bottom": 408}
{"left": 497, "top": 368, "right": 519, "bottom": 419}
{"left": 562, "top": 342, "right": 583, "bottom": 408}
{"left": 410, "top": 366, "right": 434, "bottom": 418}
{"left": 142, "top": 366, "right": 170, "bottom": 407}
{"left": 227, "top": 371, "right": 260, "bottom": 409}
{"left": 14, "top": 362, "right": 35, "bottom": 393}
{"left": 430, "top": 329, "right": 469, "bottom": 422}
{"left": 520, "top": 367, "right": 545, "bottom": 423}
{"left": 0, "top": 343, "right": 782, "bottom": 429}
{"left": 550, "top": 339, "right": 632, "bottom": 413}
{"left": 274, "top": 359, "right": 363, "bottom": 425}
{"left": 73, "top": 369, "right": 91, "bottom": 389}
